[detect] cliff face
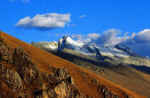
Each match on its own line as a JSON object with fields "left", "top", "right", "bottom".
{"left": 0, "top": 40, "right": 85, "bottom": 98}
{"left": 0, "top": 32, "right": 144, "bottom": 98}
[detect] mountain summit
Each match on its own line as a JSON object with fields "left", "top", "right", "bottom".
{"left": 58, "top": 36, "right": 84, "bottom": 50}
{"left": 0, "top": 31, "right": 144, "bottom": 97}
{"left": 34, "top": 36, "right": 139, "bottom": 58}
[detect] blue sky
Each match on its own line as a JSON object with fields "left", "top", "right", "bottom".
{"left": 1, "top": 0, "right": 150, "bottom": 43}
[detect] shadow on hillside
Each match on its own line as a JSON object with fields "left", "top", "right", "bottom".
{"left": 57, "top": 50, "right": 150, "bottom": 75}
{"left": 46, "top": 49, "right": 150, "bottom": 75}
{"left": 54, "top": 50, "right": 114, "bottom": 67}
{"left": 130, "top": 64, "right": 150, "bottom": 74}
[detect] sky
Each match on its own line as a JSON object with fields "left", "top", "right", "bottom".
{"left": 1, "top": 0, "right": 150, "bottom": 45}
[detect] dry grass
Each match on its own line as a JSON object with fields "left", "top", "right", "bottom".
{"left": 0, "top": 31, "right": 146, "bottom": 98}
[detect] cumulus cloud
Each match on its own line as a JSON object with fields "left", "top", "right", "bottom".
{"left": 16, "top": 13, "right": 71, "bottom": 30}
{"left": 71, "top": 33, "right": 100, "bottom": 43}
{"left": 89, "top": 29, "right": 129, "bottom": 46}
{"left": 71, "top": 29, "right": 130, "bottom": 46}
{"left": 96, "top": 29, "right": 121, "bottom": 45}
{"left": 122, "top": 29, "right": 150, "bottom": 57}
{"left": 133, "top": 29, "right": 150, "bottom": 43}
{"left": 71, "top": 29, "right": 150, "bottom": 57}
{"left": 87, "top": 29, "right": 150, "bottom": 57}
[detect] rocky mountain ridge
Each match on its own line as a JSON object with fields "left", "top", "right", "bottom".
{"left": 32, "top": 35, "right": 150, "bottom": 97}
{"left": 33, "top": 36, "right": 140, "bottom": 58}
{"left": 32, "top": 36, "right": 150, "bottom": 66}
{"left": 0, "top": 31, "right": 144, "bottom": 98}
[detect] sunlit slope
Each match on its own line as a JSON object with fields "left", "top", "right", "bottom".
{"left": 0, "top": 31, "right": 145, "bottom": 98}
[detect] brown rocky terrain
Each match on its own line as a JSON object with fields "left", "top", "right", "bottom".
{"left": 47, "top": 49, "right": 150, "bottom": 97}
{"left": 0, "top": 31, "right": 145, "bottom": 98}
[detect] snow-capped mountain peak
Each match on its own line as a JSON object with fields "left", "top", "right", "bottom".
{"left": 32, "top": 35, "right": 139, "bottom": 58}
{"left": 58, "top": 36, "right": 84, "bottom": 50}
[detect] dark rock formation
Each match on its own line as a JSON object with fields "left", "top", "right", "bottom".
{"left": 0, "top": 41, "right": 87, "bottom": 98}
{"left": 0, "top": 34, "right": 133, "bottom": 98}
{"left": 115, "top": 44, "right": 138, "bottom": 57}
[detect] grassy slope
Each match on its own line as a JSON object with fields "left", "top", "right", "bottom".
{"left": 48, "top": 48, "right": 150, "bottom": 97}
{"left": 0, "top": 31, "right": 145, "bottom": 98}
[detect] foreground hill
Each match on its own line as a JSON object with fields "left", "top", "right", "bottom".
{"left": 32, "top": 36, "right": 150, "bottom": 66}
{"left": 47, "top": 48, "right": 150, "bottom": 97}
{"left": 0, "top": 31, "right": 144, "bottom": 98}
{"left": 32, "top": 36, "right": 150, "bottom": 97}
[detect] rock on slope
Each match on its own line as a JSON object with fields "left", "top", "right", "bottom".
{"left": 0, "top": 31, "right": 144, "bottom": 98}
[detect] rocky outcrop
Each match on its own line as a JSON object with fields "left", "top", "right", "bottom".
{"left": 115, "top": 44, "right": 138, "bottom": 57}
{"left": 0, "top": 32, "right": 138, "bottom": 98}
{"left": 0, "top": 40, "right": 87, "bottom": 98}
{"left": 13, "top": 47, "right": 41, "bottom": 86}
{"left": 0, "top": 64, "right": 23, "bottom": 91}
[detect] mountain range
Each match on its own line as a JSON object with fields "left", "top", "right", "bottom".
{"left": 32, "top": 36, "right": 149, "bottom": 63}
{"left": 1, "top": 31, "right": 150, "bottom": 97}
{"left": 32, "top": 35, "right": 150, "bottom": 97}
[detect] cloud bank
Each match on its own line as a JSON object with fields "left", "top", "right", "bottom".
{"left": 122, "top": 29, "right": 150, "bottom": 57}
{"left": 71, "top": 29, "right": 150, "bottom": 57}
{"left": 16, "top": 13, "right": 71, "bottom": 30}
{"left": 93, "top": 29, "right": 125, "bottom": 46}
{"left": 72, "top": 29, "right": 127, "bottom": 45}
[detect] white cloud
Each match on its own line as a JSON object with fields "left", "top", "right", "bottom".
{"left": 16, "top": 13, "right": 71, "bottom": 30}
{"left": 134, "top": 29, "right": 150, "bottom": 43}
{"left": 123, "top": 29, "right": 150, "bottom": 45}
{"left": 69, "top": 28, "right": 150, "bottom": 57}
{"left": 122, "top": 29, "right": 150, "bottom": 57}
{"left": 89, "top": 29, "right": 129, "bottom": 46}
{"left": 71, "top": 29, "right": 130, "bottom": 46}
{"left": 71, "top": 33, "right": 100, "bottom": 43}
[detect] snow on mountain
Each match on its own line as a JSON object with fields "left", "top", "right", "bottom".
{"left": 32, "top": 36, "right": 139, "bottom": 58}
{"left": 58, "top": 36, "right": 84, "bottom": 50}
{"left": 32, "top": 41, "right": 58, "bottom": 50}
{"left": 56, "top": 36, "right": 133, "bottom": 58}
{"left": 115, "top": 44, "right": 138, "bottom": 57}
